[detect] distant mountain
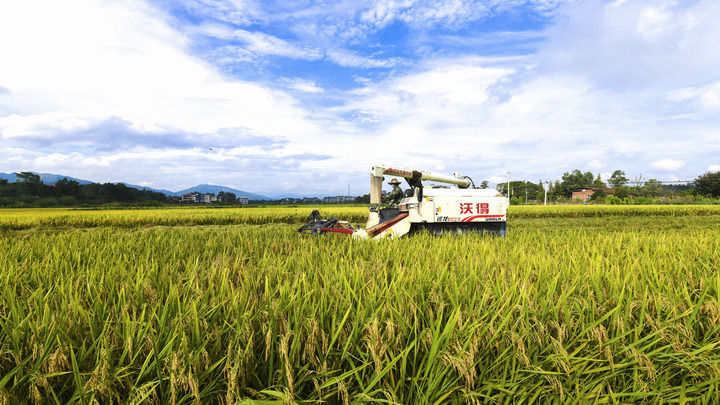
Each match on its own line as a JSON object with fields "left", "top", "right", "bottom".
{"left": 171, "top": 184, "right": 269, "bottom": 200}
{"left": 119, "top": 183, "right": 175, "bottom": 196}
{"left": 261, "top": 192, "right": 308, "bottom": 199}
{"left": 0, "top": 172, "right": 270, "bottom": 200}
{"left": 0, "top": 172, "right": 93, "bottom": 185}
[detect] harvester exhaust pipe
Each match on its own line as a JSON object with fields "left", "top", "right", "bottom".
{"left": 370, "top": 174, "right": 383, "bottom": 205}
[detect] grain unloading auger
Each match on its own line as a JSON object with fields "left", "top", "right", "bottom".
{"left": 298, "top": 165, "right": 509, "bottom": 239}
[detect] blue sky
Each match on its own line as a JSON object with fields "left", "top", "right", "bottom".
{"left": 1, "top": 0, "right": 719, "bottom": 196}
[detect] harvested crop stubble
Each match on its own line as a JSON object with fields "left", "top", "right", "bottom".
{"left": 0, "top": 207, "right": 719, "bottom": 403}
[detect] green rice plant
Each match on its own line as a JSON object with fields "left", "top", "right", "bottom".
{"left": 0, "top": 206, "right": 370, "bottom": 231}
{"left": 3, "top": 205, "right": 719, "bottom": 232}
{"left": 0, "top": 207, "right": 719, "bottom": 403}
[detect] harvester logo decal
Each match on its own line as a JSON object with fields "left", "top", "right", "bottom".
{"left": 459, "top": 202, "right": 489, "bottom": 214}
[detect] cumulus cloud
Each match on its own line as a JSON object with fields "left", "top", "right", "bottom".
{"left": 0, "top": 0, "right": 330, "bottom": 191}
{"left": 539, "top": 0, "right": 720, "bottom": 90}
{"left": 651, "top": 159, "right": 685, "bottom": 171}
{"left": 190, "top": 0, "right": 565, "bottom": 68}
{"left": 286, "top": 79, "right": 324, "bottom": 94}
{"left": 197, "top": 24, "right": 323, "bottom": 60}
{"left": 666, "top": 81, "right": 720, "bottom": 112}
{"left": 325, "top": 50, "right": 720, "bottom": 185}
{"left": 708, "top": 165, "right": 720, "bottom": 172}
{"left": 196, "top": 22, "right": 397, "bottom": 68}
{"left": 360, "top": 0, "right": 491, "bottom": 29}
{"left": 325, "top": 49, "right": 399, "bottom": 68}
{"left": 355, "top": 0, "right": 565, "bottom": 31}
{"left": 0, "top": 1, "right": 321, "bottom": 135}
{"left": 588, "top": 160, "right": 603, "bottom": 170}
{"left": 2, "top": 0, "right": 719, "bottom": 194}
{"left": 178, "top": 0, "right": 261, "bottom": 26}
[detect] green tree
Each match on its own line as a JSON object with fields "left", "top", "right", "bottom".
{"left": 556, "top": 170, "right": 594, "bottom": 198}
{"left": 497, "top": 180, "right": 541, "bottom": 202}
{"left": 549, "top": 180, "right": 562, "bottom": 200}
{"left": 592, "top": 174, "right": 606, "bottom": 187}
{"left": 16, "top": 172, "right": 43, "bottom": 196}
{"left": 100, "top": 183, "right": 132, "bottom": 202}
{"left": 614, "top": 187, "right": 630, "bottom": 200}
{"left": 643, "top": 179, "right": 663, "bottom": 197}
{"left": 479, "top": 180, "right": 489, "bottom": 189}
{"left": 608, "top": 170, "right": 628, "bottom": 188}
{"left": 16, "top": 172, "right": 41, "bottom": 183}
{"left": 217, "top": 191, "right": 236, "bottom": 203}
{"left": 694, "top": 171, "right": 720, "bottom": 197}
{"left": 589, "top": 188, "right": 606, "bottom": 201}
{"left": 355, "top": 194, "right": 370, "bottom": 203}
{"left": 54, "top": 178, "right": 81, "bottom": 197}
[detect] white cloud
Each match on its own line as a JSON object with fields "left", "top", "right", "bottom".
{"left": 196, "top": 23, "right": 395, "bottom": 68}
{"left": 540, "top": 0, "right": 720, "bottom": 89}
{"left": 0, "top": 1, "right": 323, "bottom": 136}
{"left": 489, "top": 175, "right": 506, "bottom": 184}
{"left": 666, "top": 87, "right": 699, "bottom": 102}
{"left": 651, "top": 159, "right": 685, "bottom": 171}
{"left": 358, "top": 0, "right": 564, "bottom": 30}
{"left": 635, "top": 5, "right": 672, "bottom": 40}
{"left": 708, "top": 165, "right": 720, "bottom": 172}
{"left": 666, "top": 81, "right": 720, "bottom": 111}
{"left": 699, "top": 82, "right": 720, "bottom": 110}
{"left": 287, "top": 79, "right": 324, "bottom": 93}
{"left": 326, "top": 49, "right": 397, "bottom": 68}
{"left": 588, "top": 159, "right": 603, "bottom": 170}
{"left": 198, "top": 24, "right": 323, "bottom": 60}
{"left": 0, "top": 0, "right": 333, "bottom": 190}
{"left": 361, "top": 0, "right": 490, "bottom": 29}
{"left": 344, "top": 62, "right": 513, "bottom": 120}
{"left": 326, "top": 53, "right": 720, "bottom": 184}
{"left": 1, "top": 0, "right": 719, "bottom": 194}
{"left": 179, "top": 0, "right": 261, "bottom": 26}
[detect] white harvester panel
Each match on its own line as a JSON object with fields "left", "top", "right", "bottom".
{"left": 422, "top": 189, "right": 507, "bottom": 223}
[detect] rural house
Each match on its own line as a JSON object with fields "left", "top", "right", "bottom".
{"left": 181, "top": 192, "right": 202, "bottom": 203}
{"left": 572, "top": 187, "right": 614, "bottom": 201}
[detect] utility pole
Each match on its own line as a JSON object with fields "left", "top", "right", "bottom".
{"left": 506, "top": 171, "right": 511, "bottom": 205}
{"left": 524, "top": 180, "right": 528, "bottom": 205}
{"left": 544, "top": 181, "right": 549, "bottom": 205}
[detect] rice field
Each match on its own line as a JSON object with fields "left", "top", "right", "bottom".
{"left": 1, "top": 204, "right": 719, "bottom": 231}
{"left": 1, "top": 205, "right": 719, "bottom": 403}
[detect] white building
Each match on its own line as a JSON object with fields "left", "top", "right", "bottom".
{"left": 181, "top": 192, "right": 201, "bottom": 203}
{"left": 202, "top": 193, "right": 217, "bottom": 203}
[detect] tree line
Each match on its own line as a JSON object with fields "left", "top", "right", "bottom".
{"left": 497, "top": 169, "right": 720, "bottom": 204}
{"left": 0, "top": 172, "right": 167, "bottom": 207}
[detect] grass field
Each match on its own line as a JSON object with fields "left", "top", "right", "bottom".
{"left": 1, "top": 205, "right": 720, "bottom": 403}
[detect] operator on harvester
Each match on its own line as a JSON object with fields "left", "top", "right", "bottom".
{"left": 383, "top": 178, "right": 404, "bottom": 208}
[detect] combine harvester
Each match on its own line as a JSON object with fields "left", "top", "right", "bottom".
{"left": 298, "top": 165, "right": 508, "bottom": 239}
